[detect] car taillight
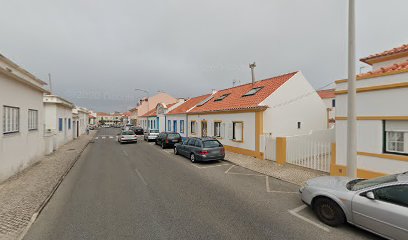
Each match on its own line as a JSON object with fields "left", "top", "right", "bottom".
{"left": 199, "top": 150, "right": 209, "bottom": 155}
{"left": 221, "top": 148, "right": 225, "bottom": 154}
{"left": 166, "top": 139, "right": 169, "bottom": 143}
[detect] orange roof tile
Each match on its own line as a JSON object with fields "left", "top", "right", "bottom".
{"left": 360, "top": 44, "right": 408, "bottom": 65}
{"left": 357, "top": 61, "right": 408, "bottom": 79}
{"left": 167, "top": 94, "right": 212, "bottom": 115}
{"left": 188, "top": 72, "right": 297, "bottom": 114}
{"left": 96, "top": 112, "right": 110, "bottom": 116}
{"left": 317, "top": 89, "right": 335, "bottom": 99}
{"left": 141, "top": 108, "right": 157, "bottom": 117}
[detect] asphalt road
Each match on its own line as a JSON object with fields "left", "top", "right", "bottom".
{"left": 24, "top": 128, "right": 383, "bottom": 240}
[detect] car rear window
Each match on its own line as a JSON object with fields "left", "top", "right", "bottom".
{"left": 122, "top": 131, "right": 135, "bottom": 135}
{"left": 150, "top": 129, "right": 159, "bottom": 133}
{"left": 203, "top": 140, "right": 222, "bottom": 148}
{"left": 168, "top": 133, "right": 181, "bottom": 139}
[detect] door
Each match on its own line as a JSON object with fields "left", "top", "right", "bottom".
{"left": 352, "top": 185, "right": 408, "bottom": 240}
{"left": 201, "top": 121, "right": 207, "bottom": 137}
{"left": 185, "top": 138, "right": 196, "bottom": 157}
{"left": 173, "top": 120, "right": 177, "bottom": 132}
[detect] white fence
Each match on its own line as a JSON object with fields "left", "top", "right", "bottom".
{"left": 262, "top": 133, "right": 276, "bottom": 161}
{"left": 285, "top": 128, "right": 335, "bottom": 172}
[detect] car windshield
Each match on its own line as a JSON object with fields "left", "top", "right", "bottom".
{"left": 168, "top": 133, "right": 180, "bottom": 139}
{"left": 203, "top": 140, "right": 222, "bottom": 148}
{"left": 122, "top": 131, "right": 135, "bottom": 135}
{"left": 150, "top": 130, "right": 159, "bottom": 133}
{"left": 350, "top": 174, "right": 398, "bottom": 191}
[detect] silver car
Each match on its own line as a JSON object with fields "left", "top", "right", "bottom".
{"left": 144, "top": 129, "right": 159, "bottom": 142}
{"left": 300, "top": 172, "right": 408, "bottom": 240}
{"left": 118, "top": 130, "right": 137, "bottom": 144}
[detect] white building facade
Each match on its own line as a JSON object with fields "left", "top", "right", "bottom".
{"left": 0, "top": 53, "right": 49, "bottom": 182}
{"left": 333, "top": 44, "right": 408, "bottom": 178}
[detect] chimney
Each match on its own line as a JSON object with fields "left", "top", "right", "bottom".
{"left": 249, "top": 62, "right": 256, "bottom": 84}
{"left": 211, "top": 89, "right": 217, "bottom": 95}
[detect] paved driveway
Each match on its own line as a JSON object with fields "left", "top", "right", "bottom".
{"left": 24, "top": 128, "right": 383, "bottom": 240}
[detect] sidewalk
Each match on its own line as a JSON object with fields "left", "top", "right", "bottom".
{"left": 225, "top": 151, "right": 327, "bottom": 186}
{"left": 0, "top": 131, "right": 96, "bottom": 240}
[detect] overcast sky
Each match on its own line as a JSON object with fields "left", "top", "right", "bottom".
{"left": 1, "top": 0, "right": 407, "bottom": 112}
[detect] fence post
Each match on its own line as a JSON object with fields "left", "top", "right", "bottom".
{"left": 276, "top": 137, "right": 287, "bottom": 165}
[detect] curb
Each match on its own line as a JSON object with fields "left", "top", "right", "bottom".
{"left": 17, "top": 133, "right": 96, "bottom": 240}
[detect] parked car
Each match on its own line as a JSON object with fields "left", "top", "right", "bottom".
{"left": 300, "top": 172, "right": 408, "bottom": 240}
{"left": 155, "top": 132, "right": 182, "bottom": 148}
{"left": 144, "top": 129, "right": 159, "bottom": 142}
{"left": 131, "top": 127, "right": 144, "bottom": 135}
{"left": 174, "top": 137, "right": 225, "bottom": 163}
{"left": 118, "top": 130, "right": 137, "bottom": 144}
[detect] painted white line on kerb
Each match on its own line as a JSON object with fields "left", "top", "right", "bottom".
{"left": 193, "top": 163, "right": 230, "bottom": 169}
{"left": 134, "top": 168, "right": 148, "bottom": 186}
{"left": 266, "top": 176, "right": 298, "bottom": 194}
{"left": 224, "top": 165, "right": 264, "bottom": 176}
{"left": 288, "top": 205, "right": 330, "bottom": 232}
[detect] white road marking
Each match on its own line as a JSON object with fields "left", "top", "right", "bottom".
{"left": 102, "top": 136, "right": 106, "bottom": 139}
{"left": 95, "top": 137, "right": 99, "bottom": 140}
{"left": 224, "top": 165, "right": 264, "bottom": 176}
{"left": 288, "top": 205, "right": 330, "bottom": 232}
{"left": 109, "top": 136, "right": 113, "bottom": 139}
{"left": 134, "top": 168, "right": 148, "bottom": 186}
{"left": 192, "top": 163, "right": 230, "bottom": 169}
{"left": 265, "top": 176, "right": 298, "bottom": 194}
{"left": 122, "top": 149, "right": 128, "bottom": 157}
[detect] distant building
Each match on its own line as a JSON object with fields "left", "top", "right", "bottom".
{"left": 317, "top": 89, "right": 335, "bottom": 128}
{"left": 333, "top": 43, "right": 408, "bottom": 178}
{"left": 0, "top": 53, "right": 49, "bottom": 182}
{"left": 135, "top": 92, "right": 178, "bottom": 120}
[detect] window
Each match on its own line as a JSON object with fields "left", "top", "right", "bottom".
{"left": 214, "top": 121, "right": 221, "bottom": 137}
{"left": 190, "top": 121, "right": 197, "bottom": 134}
{"left": 203, "top": 140, "right": 222, "bottom": 148}
{"left": 68, "top": 118, "right": 71, "bottom": 130}
{"left": 384, "top": 121, "right": 408, "bottom": 155}
{"left": 3, "top": 106, "right": 20, "bottom": 133}
{"left": 194, "top": 140, "right": 202, "bottom": 147}
{"left": 28, "top": 109, "right": 38, "bottom": 131}
{"left": 180, "top": 120, "right": 185, "bottom": 133}
{"left": 332, "top": 99, "right": 336, "bottom": 108}
{"left": 374, "top": 185, "right": 408, "bottom": 207}
{"left": 297, "top": 122, "right": 301, "bottom": 129}
{"left": 167, "top": 120, "right": 171, "bottom": 131}
{"left": 187, "top": 138, "right": 196, "bottom": 146}
{"left": 214, "top": 94, "right": 230, "bottom": 102}
{"left": 232, "top": 122, "right": 243, "bottom": 142}
{"left": 58, "top": 118, "right": 63, "bottom": 131}
{"left": 242, "top": 87, "right": 263, "bottom": 97}
{"left": 196, "top": 96, "right": 214, "bottom": 107}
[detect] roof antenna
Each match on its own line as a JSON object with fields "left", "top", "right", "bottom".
{"left": 48, "top": 73, "right": 53, "bottom": 93}
{"left": 249, "top": 62, "right": 256, "bottom": 84}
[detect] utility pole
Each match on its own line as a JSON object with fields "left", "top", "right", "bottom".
{"left": 48, "top": 73, "right": 53, "bottom": 93}
{"left": 347, "top": 0, "right": 357, "bottom": 178}
{"left": 249, "top": 62, "right": 256, "bottom": 84}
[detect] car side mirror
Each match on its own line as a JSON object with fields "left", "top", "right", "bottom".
{"left": 365, "top": 191, "right": 375, "bottom": 200}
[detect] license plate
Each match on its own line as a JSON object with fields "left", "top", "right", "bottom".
{"left": 172, "top": 140, "right": 178, "bottom": 142}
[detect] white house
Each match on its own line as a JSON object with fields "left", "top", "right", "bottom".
{"left": 333, "top": 43, "right": 408, "bottom": 178}
{"left": 43, "top": 95, "right": 75, "bottom": 152}
{"left": 166, "top": 94, "right": 211, "bottom": 138}
{"left": 169, "top": 71, "right": 327, "bottom": 159}
{"left": 0, "top": 53, "right": 49, "bottom": 182}
{"left": 73, "top": 106, "right": 89, "bottom": 137}
{"left": 317, "top": 89, "right": 336, "bottom": 128}
{"left": 139, "top": 100, "right": 184, "bottom": 132}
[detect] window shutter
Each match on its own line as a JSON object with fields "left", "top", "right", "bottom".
{"left": 227, "top": 123, "right": 233, "bottom": 140}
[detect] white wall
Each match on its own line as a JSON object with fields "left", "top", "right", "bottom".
{"left": 44, "top": 103, "right": 74, "bottom": 149}
{"left": 261, "top": 71, "right": 327, "bottom": 137}
{"left": 166, "top": 114, "right": 188, "bottom": 137}
{"left": 0, "top": 75, "right": 45, "bottom": 182}
{"left": 188, "top": 112, "right": 256, "bottom": 151}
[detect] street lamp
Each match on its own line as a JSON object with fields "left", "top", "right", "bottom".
{"left": 134, "top": 88, "right": 150, "bottom": 129}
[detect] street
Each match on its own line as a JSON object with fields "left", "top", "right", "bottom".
{"left": 24, "top": 128, "right": 383, "bottom": 240}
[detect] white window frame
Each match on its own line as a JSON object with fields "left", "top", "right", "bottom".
{"left": 3, "top": 106, "right": 20, "bottom": 134}
{"left": 28, "top": 109, "right": 38, "bottom": 131}
{"left": 214, "top": 121, "right": 222, "bottom": 138}
{"left": 384, "top": 121, "right": 408, "bottom": 155}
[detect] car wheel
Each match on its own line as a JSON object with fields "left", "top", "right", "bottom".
{"left": 190, "top": 153, "right": 196, "bottom": 163}
{"left": 313, "top": 197, "right": 345, "bottom": 227}
{"left": 174, "top": 147, "right": 178, "bottom": 155}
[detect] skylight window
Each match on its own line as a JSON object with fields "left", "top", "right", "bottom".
{"left": 242, "top": 87, "right": 263, "bottom": 97}
{"left": 214, "top": 93, "right": 230, "bottom": 102}
{"left": 196, "top": 96, "right": 214, "bottom": 107}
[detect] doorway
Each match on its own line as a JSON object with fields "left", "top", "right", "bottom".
{"left": 201, "top": 121, "right": 207, "bottom": 137}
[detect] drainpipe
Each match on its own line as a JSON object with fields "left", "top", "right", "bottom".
{"left": 186, "top": 114, "right": 189, "bottom": 137}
